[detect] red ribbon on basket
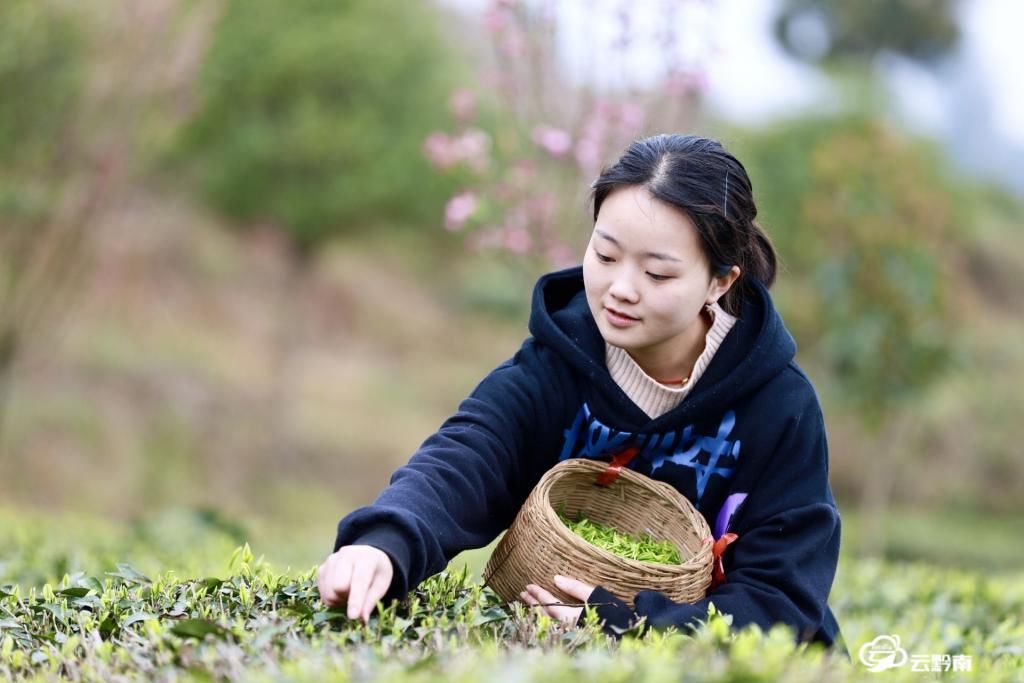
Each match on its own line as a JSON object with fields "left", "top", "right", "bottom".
{"left": 595, "top": 446, "right": 641, "bottom": 486}
{"left": 707, "top": 532, "right": 739, "bottom": 591}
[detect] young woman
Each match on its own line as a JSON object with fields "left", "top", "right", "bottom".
{"left": 317, "top": 134, "right": 844, "bottom": 651}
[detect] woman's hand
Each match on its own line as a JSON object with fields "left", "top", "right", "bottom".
{"left": 520, "top": 574, "right": 595, "bottom": 626}
{"left": 317, "top": 545, "right": 393, "bottom": 623}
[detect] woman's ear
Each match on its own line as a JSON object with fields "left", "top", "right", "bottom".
{"left": 707, "top": 265, "right": 741, "bottom": 306}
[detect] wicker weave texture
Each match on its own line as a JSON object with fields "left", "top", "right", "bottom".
{"left": 483, "top": 458, "right": 713, "bottom": 608}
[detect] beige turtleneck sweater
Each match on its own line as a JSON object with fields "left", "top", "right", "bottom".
{"left": 605, "top": 302, "right": 737, "bottom": 419}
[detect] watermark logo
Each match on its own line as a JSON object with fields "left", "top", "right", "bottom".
{"left": 859, "top": 634, "right": 972, "bottom": 674}
{"left": 860, "top": 635, "right": 909, "bottom": 672}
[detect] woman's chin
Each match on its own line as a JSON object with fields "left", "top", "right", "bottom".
{"left": 599, "top": 321, "right": 640, "bottom": 345}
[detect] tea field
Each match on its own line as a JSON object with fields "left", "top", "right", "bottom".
{"left": 1, "top": 507, "right": 1022, "bottom": 682}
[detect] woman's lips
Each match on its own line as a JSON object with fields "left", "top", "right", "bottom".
{"left": 605, "top": 307, "right": 640, "bottom": 328}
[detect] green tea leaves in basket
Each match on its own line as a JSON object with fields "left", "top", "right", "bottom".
{"left": 556, "top": 508, "right": 683, "bottom": 565}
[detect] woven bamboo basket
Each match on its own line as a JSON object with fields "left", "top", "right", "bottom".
{"left": 483, "top": 457, "right": 713, "bottom": 608}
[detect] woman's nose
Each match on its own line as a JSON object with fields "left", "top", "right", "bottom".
{"left": 608, "top": 272, "right": 639, "bottom": 302}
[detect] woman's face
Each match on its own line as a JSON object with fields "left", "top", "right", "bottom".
{"left": 583, "top": 185, "right": 733, "bottom": 356}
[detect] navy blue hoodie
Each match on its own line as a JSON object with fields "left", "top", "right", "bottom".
{"left": 334, "top": 266, "right": 844, "bottom": 652}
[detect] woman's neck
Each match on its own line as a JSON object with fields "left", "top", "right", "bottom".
{"left": 627, "top": 307, "right": 713, "bottom": 384}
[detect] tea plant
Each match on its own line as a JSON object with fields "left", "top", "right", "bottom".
{"left": 2, "top": 510, "right": 1022, "bottom": 681}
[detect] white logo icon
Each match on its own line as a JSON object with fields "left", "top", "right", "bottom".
{"left": 858, "top": 634, "right": 972, "bottom": 673}
{"left": 859, "top": 634, "right": 910, "bottom": 673}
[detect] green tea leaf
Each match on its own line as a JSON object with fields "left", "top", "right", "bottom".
{"left": 106, "top": 564, "right": 151, "bottom": 585}
{"left": 122, "top": 612, "right": 156, "bottom": 628}
{"left": 312, "top": 609, "right": 350, "bottom": 626}
{"left": 558, "top": 511, "right": 682, "bottom": 565}
{"left": 170, "top": 618, "right": 228, "bottom": 640}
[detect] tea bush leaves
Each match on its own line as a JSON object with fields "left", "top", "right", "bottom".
{"left": 1, "top": 519, "right": 1022, "bottom": 681}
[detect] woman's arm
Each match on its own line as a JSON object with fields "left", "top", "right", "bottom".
{"left": 329, "top": 339, "right": 572, "bottom": 606}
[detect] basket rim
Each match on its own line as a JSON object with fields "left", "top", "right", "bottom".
{"left": 535, "top": 458, "right": 713, "bottom": 575}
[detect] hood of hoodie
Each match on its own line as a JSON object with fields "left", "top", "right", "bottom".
{"left": 528, "top": 266, "right": 797, "bottom": 429}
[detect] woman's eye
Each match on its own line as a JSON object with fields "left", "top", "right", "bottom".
{"left": 595, "top": 251, "right": 613, "bottom": 263}
{"left": 647, "top": 272, "right": 673, "bottom": 282}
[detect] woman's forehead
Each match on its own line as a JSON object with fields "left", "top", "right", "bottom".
{"left": 598, "top": 186, "right": 695, "bottom": 227}
{"left": 593, "top": 187, "right": 700, "bottom": 257}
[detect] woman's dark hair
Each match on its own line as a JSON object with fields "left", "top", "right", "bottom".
{"left": 590, "top": 133, "right": 777, "bottom": 315}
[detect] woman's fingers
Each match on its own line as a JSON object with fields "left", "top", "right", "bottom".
{"left": 521, "top": 583, "right": 584, "bottom": 626}
{"left": 317, "top": 554, "right": 351, "bottom": 608}
{"left": 316, "top": 558, "right": 332, "bottom": 605}
{"left": 329, "top": 555, "right": 354, "bottom": 607}
{"left": 362, "top": 569, "right": 391, "bottom": 622}
{"left": 553, "top": 574, "right": 595, "bottom": 601}
{"left": 346, "top": 559, "right": 374, "bottom": 620}
{"left": 317, "top": 546, "right": 394, "bottom": 619}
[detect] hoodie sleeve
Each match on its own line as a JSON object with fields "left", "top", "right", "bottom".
{"left": 585, "top": 384, "right": 841, "bottom": 645}
{"left": 332, "top": 339, "right": 570, "bottom": 605}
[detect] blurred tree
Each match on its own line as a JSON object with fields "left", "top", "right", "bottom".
{"left": 172, "top": 0, "right": 465, "bottom": 469}
{"left": 0, "top": 0, "right": 226, "bottom": 457}
{"left": 734, "top": 114, "right": 966, "bottom": 555}
{"left": 773, "top": 0, "right": 961, "bottom": 65}
{"left": 0, "top": 0, "right": 87, "bottom": 449}
{"left": 175, "top": 0, "right": 463, "bottom": 252}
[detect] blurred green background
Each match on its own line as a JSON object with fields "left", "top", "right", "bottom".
{"left": 1, "top": 0, "right": 1022, "bottom": 586}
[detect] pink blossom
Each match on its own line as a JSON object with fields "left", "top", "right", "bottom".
{"left": 444, "top": 191, "right": 479, "bottom": 232}
{"left": 423, "top": 132, "right": 456, "bottom": 170}
{"left": 505, "top": 207, "right": 528, "bottom": 231}
{"left": 482, "top": 5, "right": 513, "bottom": 33}
{"left": 527, "top": 192, "right": 556, "bottom": 221}
{"left": 423, "top": 129, "right": 491, "bottom": 172}
{"left": 618, "top": 103, "right": 646, "bottom": 136}
{"left": 449, "top": 88, "right": 476, "bottom": 124}
{"left": 531, "top": 125, "right": 572, "bottom": 158}
{"left": 500, "top": 27, "right": 526, "bottom": 58}
{"left": 478, "top": 68, "right": 502, "bottom": 90}
{"left": 574, "top": 103, "right": 613, "bottom": 175}
{"left": 509, "top": 160, "right": 537, "bottom": 187}
{"left": 492, "top": 180, "right": 514, "bottom": 203}
{"left": 425, "top": 0, "right": 711, "bottom": 265}
{"left": 453, "top": 128, "right": 492, "bottom": 172}
{"left": 574, "top": 138, "right": 604, "bottom": 176}
{"left": 499, "top": 209, "right": 532, "bottom": 255}
{"left": 664, "top": 70, "right": 710, "bottom": 97}
{"left": 546, "top": 242, "right": 578, "bottom": 268}
{"left": 467, "top": 226, "right": 504, "bottom": 252}
{"left": 503, "top": 225, "right": 532, "bottom": 255}
{"left": 592, "top": 98, "right": 614, "bottom": 118}
{"left": 527, "top": 192, "right": 557, "bottom": 237}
